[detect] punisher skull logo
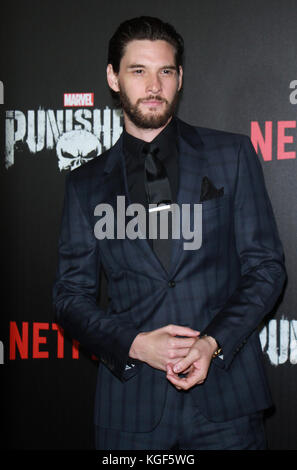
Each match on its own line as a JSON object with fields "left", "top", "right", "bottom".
{"left": 56, "top": 129, "right": 101, "bottom": 171}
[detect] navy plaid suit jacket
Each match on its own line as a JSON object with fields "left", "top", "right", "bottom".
{"left": 53, "top": 117, "right": 286, "bottom": 432}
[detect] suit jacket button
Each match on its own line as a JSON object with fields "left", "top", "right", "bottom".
{"left": 168, "top": 280, "right": 176, "bottom": 288}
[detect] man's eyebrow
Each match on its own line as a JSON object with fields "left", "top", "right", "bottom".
{"left": 126, "top": 64, "right": 177, "bottom": 70}
{"left": 160, "top": 65, "right": 178, "bottom": 70}
{"left": 126, "top": 64, "right": 146, "bottom": 69}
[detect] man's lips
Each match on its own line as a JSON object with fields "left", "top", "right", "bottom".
{"left": 141, "top": 99, "right": 164, "bottom": 106}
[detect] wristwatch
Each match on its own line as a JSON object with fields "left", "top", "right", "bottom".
{"left": 202, "top": 334, "right": 222, "bottom": 358}
{"left": 212, "top": 344, "right": 222, "bottom": 358}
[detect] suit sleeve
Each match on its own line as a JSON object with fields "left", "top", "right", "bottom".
{"left": 52, "top": 173, "right": 141, "bottom": 381}
{"left": 202, "top": 135, "right": 286, "bottom": 369}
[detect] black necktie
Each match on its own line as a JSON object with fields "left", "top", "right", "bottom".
{"left": 143, "top": 143, "right": 172, "bottom": 206}
{"left": 142, "top": 143, "right": 172, "bottom": 272}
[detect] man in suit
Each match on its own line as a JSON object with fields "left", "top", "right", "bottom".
{"left": 53, "top": 16, "right": 286, "bottom": 450}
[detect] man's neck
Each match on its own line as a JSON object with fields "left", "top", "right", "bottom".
{"left": 123, "top": 114, "right": 173, "bottom": 142}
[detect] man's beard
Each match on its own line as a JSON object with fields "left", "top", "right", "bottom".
{"left": 118, "top": 86, "right": 179, "bottom": 129}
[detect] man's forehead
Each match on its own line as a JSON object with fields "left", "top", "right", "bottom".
{"left": 122, "top": 39, "right": 176, "bottom": 63}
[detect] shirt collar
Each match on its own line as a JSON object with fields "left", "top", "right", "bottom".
{"left": 123, "top": 115, "right": 178, "bottom": 161}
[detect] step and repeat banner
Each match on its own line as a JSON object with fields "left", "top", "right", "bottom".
{"left": 0, "top": 0, "right": 296, "bottom": 450}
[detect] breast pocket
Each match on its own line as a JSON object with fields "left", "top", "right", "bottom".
{"left": 201, "top": 194, "right": 229, "bottom": 212}
{"left": 201, "top": 195, "right": 231, "bottom": 242}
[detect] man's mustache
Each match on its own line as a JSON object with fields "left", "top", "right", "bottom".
{"left": 138, "top": 96, "right": 168, "bottom": 104}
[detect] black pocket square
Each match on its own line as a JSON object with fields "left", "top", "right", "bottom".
{"left": 199, "top": 176, "right": 224, "bottom": 202}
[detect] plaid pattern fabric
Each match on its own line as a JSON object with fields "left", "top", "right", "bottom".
{"left": 53, "top": 117, "right": 286, "bottom": 432}
{"left": 95, "top": 384, "right": 266, "bottom": 450}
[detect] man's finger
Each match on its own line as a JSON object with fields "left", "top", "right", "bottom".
{"left": 166, "top": 362, "right": 192, "bottom": 375}
{"left": 166, "top": 324, "right": 200, "bottom": 337}
{"left": 171, "top": 337, "right": 197, "bottom": 349}
{"left": 168, "top": 347, "right": 192, "bottom": 359}
{"left": 166, "top": 368, "right": 199, "bottom": 390}
{"left": 166, "top": 364, "right": 182, "bottom": 389}
{"left": 172, "top": 350, "right": 199, "bottom": 374}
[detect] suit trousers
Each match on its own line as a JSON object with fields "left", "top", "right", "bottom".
{"left": 95, "top": 382, "right": 267, "bottom": 450}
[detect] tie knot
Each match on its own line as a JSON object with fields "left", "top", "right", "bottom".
{"left": 142, "top": 142, "right": 160, "bottom": 158}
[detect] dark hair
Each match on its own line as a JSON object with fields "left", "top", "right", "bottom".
{"left": 107, "top": 16, "right": 184, "bottom": 74}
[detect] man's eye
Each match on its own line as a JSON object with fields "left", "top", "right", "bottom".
{"left": 134, "top": 69, "right": 144, "bottom": 74}
{"left": 162, "top": 69, "right": 173, "bottom": 74}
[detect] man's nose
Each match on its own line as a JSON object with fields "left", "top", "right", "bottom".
{"left": 146, "top": 73, "right": 162, "bottom": 94}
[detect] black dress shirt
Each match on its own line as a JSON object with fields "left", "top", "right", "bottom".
{"left": 123, "top": 116, "right": 179, "bottom": 210}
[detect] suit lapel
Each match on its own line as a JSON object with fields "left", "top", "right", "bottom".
{"left": 103, "top": 134, "right": 169, "bottom": 279}
{"left": 169, "top": 118, "right": 208, "bottom": 277}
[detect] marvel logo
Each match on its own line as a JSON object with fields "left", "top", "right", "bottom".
{"left": 64, "top": 92, "right": 94, "bottom": 107}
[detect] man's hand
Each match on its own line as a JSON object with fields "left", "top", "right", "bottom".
{"left": 129, "top": 324, "right": 200, "bottom": 372}
{"left": 166, "top": 335, "right": 218, "bottom": 390}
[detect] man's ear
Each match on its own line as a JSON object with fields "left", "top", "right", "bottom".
{"left": 178, "top": 66, "right": 183, "bottom": 91}
{"left": 107, "top": 64, "right": 120, "bottom": 92}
